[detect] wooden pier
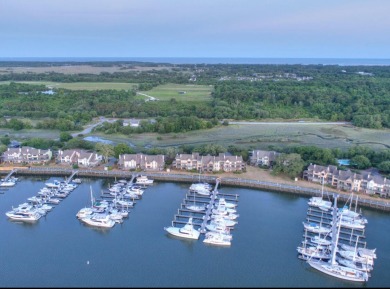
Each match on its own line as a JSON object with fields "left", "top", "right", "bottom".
{"left": 65, "top": 170, "right": 78, "bottom": 184}
{"left": 198, "top": 178, "right": 221, "bottom": 234}
{"left": 168, "top": 177, "right": 240, "bottom": 238}
{"left": 300, "top": 195, "right": 370, "bottom": 253}
{"left": 2, "top": 169, "right": 18, "bottom": 182}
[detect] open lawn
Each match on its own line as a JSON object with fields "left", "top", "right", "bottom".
{"left": 0, "top": 81, "right": 138, "bottom": 91}
{"left": 138, "top": 83, "right": 213, "bottom": 102}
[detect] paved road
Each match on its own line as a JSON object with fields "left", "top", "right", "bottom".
{"left": 136, "top": 92, "right": 158, "bottom": 101}
{"left": 72, "top": 117, "right": 116, "bottom": 137}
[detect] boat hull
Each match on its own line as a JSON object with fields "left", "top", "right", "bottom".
{"left": 164, "top": 227, "right": 200, "bottom": 240}
{"left": 308, "top": 260, "right": 369, "bottom": 282}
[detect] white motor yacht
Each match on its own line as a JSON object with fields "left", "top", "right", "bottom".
{"left": 76, "top": 207, "right": 95, "bottom": 219}
{"left": 164, "top": 217, "right": 200, "bottom": 240}
{"left": 135, "top": 175, "right": 154, "bottom": 185}
{"left": 6, "top": 208, "right": 42, "bottom": 222}
{"left": 203, "top": 232, "right": 231, "bottom": 246}
{"left": 215, "top": 198, "right": 237, "bottom": 209}
{"left": 127, "top": 185, "right": 144, "bottom": 196}
{"left": 186, "top": 203, "right": 206, "bottom": 212}
{"left": 80, "top": 213, "right": 116, "bottom": 228}
{"left": 0, "top": 181, "right": 16, "bottom": 187}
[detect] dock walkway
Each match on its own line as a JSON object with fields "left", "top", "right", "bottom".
{"left": 3, "top": 167, "right": 390, "bottom": 212}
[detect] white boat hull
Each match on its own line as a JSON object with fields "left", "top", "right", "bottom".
{"left": 308, "top": 260, "right": 369, "bottom": 282}
{"left": 164, "top": 226, "right": 200, "bottom": 240}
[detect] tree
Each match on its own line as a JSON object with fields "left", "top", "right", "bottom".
{"left": 59, "top": 132, "right": 73, "bottom": 142}
{"left": 95, "top": 143, "right": 114, "bottom": 163}
{"left": 272, "top": 153, "right": 305, "bottom": 178}
{"left": 0, "top": 144, "right": 7, "bottom": 154}
{"left": 350, "top": 155, "right": 371, "bottom": 170}
{"left": 377, "top": 161, "right": 390, "bottom": 174}
{"left": 7, "top": 119, "right": 25, "bottom": 130}
{"left": 63, "top": 138, "right": 95, "bottom": 150}
{"left": 0, "top": 136, "right": 10, "bottom": 146}
{"left": 113, "top": 143, "right": 135, "bottom": 158}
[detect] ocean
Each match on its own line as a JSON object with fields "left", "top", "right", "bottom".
{"left": 1, "top": 57, "right": 390, "bottom": 66}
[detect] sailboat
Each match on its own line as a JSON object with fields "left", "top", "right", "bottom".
{"left": 76, "top": 186, "right": 95, "bottom": 218}
{"left": 331, "top": 193, "right": 367, "bottom": 228}
{"left": 298, "top": 223, "right": 331, "bottom": 261}
{"left": 307, "top": 194, "right": 369, "bottom": 282}
{"left": 336, "top": 236, "right": 374, "bottom": 273}
{"left": 308, "top": 177, "right": 332, "bottom": 211}
{"left": 186, "top": 193, "right": 206, "bottom": 212}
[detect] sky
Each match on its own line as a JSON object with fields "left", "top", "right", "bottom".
{"left": 1, "top": 0, "right": 390, "bottom": 59}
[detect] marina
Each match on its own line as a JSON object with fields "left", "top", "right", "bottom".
{"left": 165, "top": 178, "right": 239, "bottom": 245}
{"left": 0, "top": 175, "right": 389, "bottom": 287}
{"left": 7, "top": 167, "right": 390, "bottom": 212}
{"left": 76, "top": 175, "right": 148, "bottom": 228}
{"left": 5, "top": 170, "right": 80, "bottom": 222}
{"left": 298, "top": 193, "right": 376, "bottom": 282}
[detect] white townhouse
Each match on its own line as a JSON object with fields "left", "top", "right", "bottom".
{"left": 172, "top": 153, "right": 245, "bottom": 173}
{"left": 118, "top": 153, "right": 165, "bottom": 171}
{"left": 1, "top": 146, "right": 52, "bottom": 164}
{"left": 303, "top": 163, "right": 390, "bottom": 197}
{"left": 57, "top": 149, "right": 103, "bottom": 167}
{"left": 249, "top": 150, "right": 280, "bottom": 167}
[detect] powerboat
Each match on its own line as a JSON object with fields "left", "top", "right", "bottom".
{"left": 186, "top": 203, "right": 206, "bottom": 212}
{"left": 215, "top": 198, "right": 237, "bottom": 209}
{"left": 6, "top": 208, "right": 42, "bottom": 222}
{"left": 80, "top": 213, "right": 116, "bottom": 228}
{"left": 135, "top": 176, "right": 154, "bottom": 185}
{"left": 203, "top": 232, "right": 231, "bottom": 246}
{"left": 164, "top": 217, "right": 200, "bottom": 240}
{"left": 0, "top": 181, "right": 16, "bottom": 187}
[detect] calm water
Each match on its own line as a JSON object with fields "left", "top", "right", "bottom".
{"left": 0, "top": 176, "right": 389, "bottom": 287}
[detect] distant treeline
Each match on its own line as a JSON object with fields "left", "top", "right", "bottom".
{"left": 1, "top": 63, "right": 390, "bottom": 129}
{"left": 212, "top": 77, "right": 390, "bottom": 128}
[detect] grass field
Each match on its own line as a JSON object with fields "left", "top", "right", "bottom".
{"left": 0, "top": 81, "right": 138, "bottom": 91}
{"left": 85, "top": 122, "right": 390, "bottom": 152}
{"left": 2, "top": 122, "right": 390, "bottom": 152}
{"left": 0, "top": 82, "right": 212, "bottom": 100}
{"left": 138, "top": 83, "right": 213, "bottom": 102}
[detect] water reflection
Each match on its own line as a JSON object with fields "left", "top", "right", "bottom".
{"left": 7, "top": 219, "right": 40, "bottom": 228}
{"left": 79, "top": 222, "right": 112, "bottom": 235}
{"left": 83, "top": 136, "right": 114, "bottom": 144}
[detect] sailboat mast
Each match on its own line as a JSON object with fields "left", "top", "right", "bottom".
{"left": 353, "top": 235, "right": 360, "bottom": 262}
{"left": 330, "top": 194, "right": 339, "bottom": 266}
{"left": 355, "top": 195, "right": 359, "bottom": 213}
{"left": 90, "top": 185, "right": 94, "bottom": 207}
